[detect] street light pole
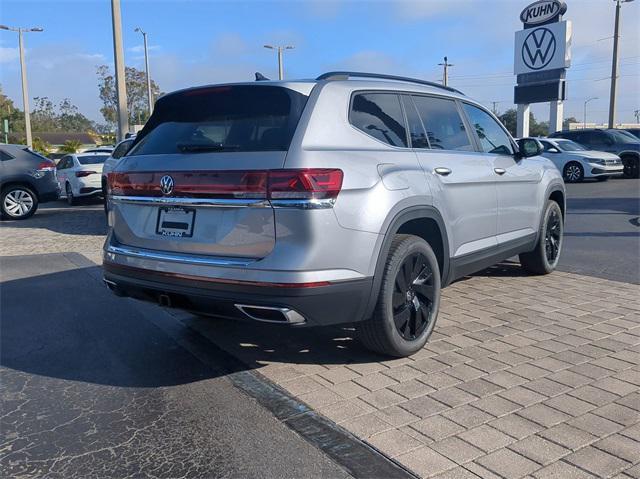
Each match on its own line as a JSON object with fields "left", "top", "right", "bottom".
{"left": 608, "top": 0, "right": 635, "bottom": 129}
{"left": 111, "top": 0, "right": 129, "bottom": 141}
{"left": 438, "top": 56, "right": 454, "bottom": 87}
{"left": 0, "top": 25, "right": 43, "bottom": 148}
{"left": 264, "top": 45, "right": 294, "bottom": 80}
{"left": 135, "top": 27, "right": 153, "bottom": 117}
{"left": 584, "top": 97, "right": 598, "bottom": 129}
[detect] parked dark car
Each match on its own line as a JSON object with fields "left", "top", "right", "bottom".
{"left": 625, "top": 128, "right": 640, "bottom": 140}
{"left": 548, "top": 129, "right": 639, "bottom": 178}
{"left": 0, "top": 144, "right": 60, "bottom": 219}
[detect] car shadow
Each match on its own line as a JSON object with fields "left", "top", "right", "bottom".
{"left": 0, "top": 201, "right": 107, "bottom": 236}
{"left": 567, "top": 197, "right": 640, "bottom": 216}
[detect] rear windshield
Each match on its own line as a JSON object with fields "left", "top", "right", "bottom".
{"left": 130, "top": 85, "right": 308, "bottom": 155}
{"left": 77, "top": 155, "right": 109, "bottom": 165}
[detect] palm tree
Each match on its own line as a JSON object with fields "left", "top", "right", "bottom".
{"left": 60, "top": 139, "right": 83, "bottom": 153}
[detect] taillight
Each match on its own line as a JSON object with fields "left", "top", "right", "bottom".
{"left": 268, "top": 169, "right": 343, "bottom": 200}
{"left": 37, "top": 160, "right": 56, "bottom": 171}
{"left": 108, "top": 169, "right": 344, "bottom": 203}
{"left": 76, "top": 170, "right": 98, "bottom": 178}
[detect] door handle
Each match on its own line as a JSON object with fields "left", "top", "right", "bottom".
{"left": 434, "top": 167, "right": 452, "bottom": 176}
{"left": 494, "top": 168, "right": 506, "bottom": 175}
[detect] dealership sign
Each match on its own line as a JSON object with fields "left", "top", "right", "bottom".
{"left": 514, "top": 21, "right": 571, "bottom": 75}
{"left": 520, "top": 0, "right": 567, "bottom": 27}
{"left": 514, "top": 0, "right": 571, "bottom": 104}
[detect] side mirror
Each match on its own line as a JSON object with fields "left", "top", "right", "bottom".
{"left": 516, "top": 138, "right": 543, "bottom": 158}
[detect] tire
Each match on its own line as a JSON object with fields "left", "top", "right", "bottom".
{"left": 1, "top": 185, "right": 38, "bottom": 220}
{"left": 519, "top": 200, "right": 563, "bottom": 275}
{"left": 66, "top": 183, "right": 77, "bottom": 206}
{"left": 563, "top": 162, "right": 584, "bottom": 183}
{"left": 358, "top": 234, "right": 441, "bottom": 357}
{"left": 621, "top": 156, "right": 639, "bottom": 179}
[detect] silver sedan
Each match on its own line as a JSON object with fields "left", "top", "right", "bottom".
{"left": 535, "top": 137, "right": 623, "bottom": 183}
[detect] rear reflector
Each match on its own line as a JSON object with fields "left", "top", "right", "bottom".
{"left": 76, "top": 170, "right": 98, "bottom": 178}
{"left": 108, "top": 169, "right": 343, "bottom": 201}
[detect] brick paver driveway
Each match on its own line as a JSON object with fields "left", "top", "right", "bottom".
{"left": 2, "top": 201, "right": 639, "bottom": 479}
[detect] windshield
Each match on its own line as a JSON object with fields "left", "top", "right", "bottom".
{"left": 77, "top": 155, "right": 109, "bottom": 165}
{"left": 609, "top": 130, "right": 640, "bottom": 144}
{"left": 130, "top": 85, "right": 308, "bottom": 156}
{"left": 555, "top": 139, "right": 586, "bottom": 151}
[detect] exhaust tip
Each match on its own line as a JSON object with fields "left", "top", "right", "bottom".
{"left": 235, "top": 304, "right": 305, "bottom": 324}
{"left": 103, "top": 278, "right": 126, "bottom": 297}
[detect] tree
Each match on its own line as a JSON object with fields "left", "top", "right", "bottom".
{"left": 58, "top": 98, "right": 94, "bottom": 132}
{"left": 563, "top": 117, "right": 578, "bottom": 129}
{"left": 97, "top": 65, "right": 161, "bottom": 127}
{"left": 498, "top": 109, "right": 548, "bottom": 137}
{"left": 26, "top": 137, "right": 52, "bottom": 155}
{"left": 1, "top": 85, "right": 26, "bottom": 134}
{"left": 31, "top": 97, "right": 58, "bottom": 132}
{"left": 60, "top": 139, "right": 83, "bottom": 153}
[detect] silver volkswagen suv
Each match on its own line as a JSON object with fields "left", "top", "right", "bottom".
{"left": 103, "top": 72, "right": 565, "bottom": 357}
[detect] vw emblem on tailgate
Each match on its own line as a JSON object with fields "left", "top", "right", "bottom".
{"left": 160, "top": 175, "right": 174, "bottom": 195}
{"left": 522, "top": 27, "right": 556, "bottom": 70}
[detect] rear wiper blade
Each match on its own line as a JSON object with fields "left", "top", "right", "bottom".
{"left": 177, "top": 143, "right": 241, "bottom": 152}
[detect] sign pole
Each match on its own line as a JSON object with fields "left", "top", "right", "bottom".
{"left": 517, "top": 104, "right": 530, "bottom": 137}
{"left": 549, "top": 100, "right": 563, "bottom": 134}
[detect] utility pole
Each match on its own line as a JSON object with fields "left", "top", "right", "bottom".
{"left": 584, "top": 97, "right": 598, "bottom": 129}
{"left": 135, "top": 27, "right": 153, "bottom": 117}
{"left": 634, "top": 109, "right": 639, "bottom": 123}
{"left": 264, "top": 45, "right": 294, "bottom": 80}
{"left": 608, "top": 0, "right": 635, "bottom": 129}
{"left": 0, "top": 25, "right": 43, "bottom": 148}
{"left": 491, "top": 101, "right": 500, "bottom": 115}
{"left": 438, "top": 56, "right": 454, "bottom": 87}
{"left": 111, "top": 0, "right": 129, "bottom": 141}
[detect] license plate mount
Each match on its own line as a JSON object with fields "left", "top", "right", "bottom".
{"left": 156, "top": 206, "right": 196, "bottom": 238}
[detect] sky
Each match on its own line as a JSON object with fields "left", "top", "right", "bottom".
{"left": 1, "top": 0, "right": 639, "bottom": 126}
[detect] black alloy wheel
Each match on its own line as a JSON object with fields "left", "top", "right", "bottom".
{"left": 392, "top": 252, "right": 436, "bottom": 341}
{"left": 544, "top": 207, "right": 562, "bottom": 264}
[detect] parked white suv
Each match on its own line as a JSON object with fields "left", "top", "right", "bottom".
{"left": 103, "top": 72, "right": 565, "bottom": 357}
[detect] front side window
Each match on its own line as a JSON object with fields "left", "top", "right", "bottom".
{"left": 57, "top": 157, "right": 71, "bottom": 169}
{"left": 350, "top": 93, "right": 407, "bottom": 147}
{"left": 112, "top": 140, "right": 133, "bottom": 159}
{"left": 539, "top": 140, "right": 554, "bottom": 151}
{"left": 555, "top": 139, "right": 586, "bottom": 151}
{"left": 462, "top": 103, "right": 514, "bottom": 156}
{"left": 412, "top": 96, "right": 472, "bottom": 151}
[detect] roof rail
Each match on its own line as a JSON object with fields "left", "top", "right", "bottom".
{"left": 316, "top": 71, "right": 464, "bottom": 95}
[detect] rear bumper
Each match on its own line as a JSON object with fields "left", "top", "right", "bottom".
{"left": 103, "top": 261, "right": 372, "bottom": 327}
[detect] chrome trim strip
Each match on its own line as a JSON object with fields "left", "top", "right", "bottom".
{"left": 270, "top": 198, "right": 336, "bottom": 209}
{"left": 235, "top": 304, "right": 306, "bottom": 324}
{"left": 111, "top": 195, "right": 270, "bottom": 208}
{"left": 111, "top": 195, "right": 336, "bottom": 209}
{"left": 106, "top": 243, "right": 255, "bottom": 267}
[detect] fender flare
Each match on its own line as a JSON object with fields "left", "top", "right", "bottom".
{"left": 363, "top": 205, "right": 450, "bottom": 320}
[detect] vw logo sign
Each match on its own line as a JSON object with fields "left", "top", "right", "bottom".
{"left": 159, "top": 175, "right": 174, "bottom": 195}
{"left": 522, "top": 27, "right": 556, "bottom": 70}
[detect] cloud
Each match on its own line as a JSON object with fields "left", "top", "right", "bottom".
{"left": 0, "top": 47, "right": 19, "bottom": 64}
{"left": 128, "top": 44, "right": 161, "bottom": 54}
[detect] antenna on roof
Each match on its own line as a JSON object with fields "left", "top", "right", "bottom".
{"left": 255, "top": 72, "right": 270, "bottom": 81}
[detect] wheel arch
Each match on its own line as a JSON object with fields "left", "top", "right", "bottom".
{"left": 1, "top": 180, "right": 38, "bottom": 196}
{"left": 363, "top": 206, "right": 450, "bottom": 320}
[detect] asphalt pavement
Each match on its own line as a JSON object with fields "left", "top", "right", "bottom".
{"left": 558, "top": 177, "right": 640, "bottom": 284}
{"left": 0, "top": 253, "right": 356, "bottom": 478}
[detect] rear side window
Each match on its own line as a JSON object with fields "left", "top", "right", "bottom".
{"left": 462, "top": 103, "right": 514, "bottom": 156}
{"left": 350, "top": 93, "right": 408, "bottom": 147}
{"left": 130, "top": 85, "right": 308, "bottom": 155}
{"left": 412, "top": 96, "right": 473, "bottom": 151}
{"left": 401, "top": 96, "right": 429, "bottom": 149}
{"left": 0, "top": 150, "right": 14, "bottom": 161}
